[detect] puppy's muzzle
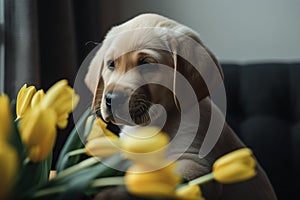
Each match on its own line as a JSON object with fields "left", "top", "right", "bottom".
{"left": 104, "top": 88, "right": 152, "bottom": 125}
{"left": 105, "top": 90, "right": 128, "bottom": 113}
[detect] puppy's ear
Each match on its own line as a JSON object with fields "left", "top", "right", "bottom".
{"left": 84, "top": 46, "right": 104, "bottom": 110}
{"left": 171, "top": 27, "right": 223, "bottom": 102}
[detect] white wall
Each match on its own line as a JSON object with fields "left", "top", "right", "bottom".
{"left": 118, "top": 0, "right": 300, "bottom": 62}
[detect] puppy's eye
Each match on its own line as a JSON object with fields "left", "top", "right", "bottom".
{"left": 139, "top": 60, "right": 150, "bottom": 65}
{"left": 138, "top": 57, "right": 155, "bottom": 66}
{"left": 108, "top": 60, "right": 115, "bottom": 70}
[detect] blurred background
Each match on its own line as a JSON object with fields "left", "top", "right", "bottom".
{"left": 1, "top": 0, "right": 300, "bottom": 95}
{"left": 1, "top": 0, "right": 299, "bottom": 199}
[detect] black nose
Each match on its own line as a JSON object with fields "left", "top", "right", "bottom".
{"left": 105, "top": 91, "right": 113, "bottom": 109}
{"left": 105, "top": 91, "right": 127, "bottom": 111}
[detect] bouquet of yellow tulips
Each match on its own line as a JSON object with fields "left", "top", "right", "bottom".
{"left": 0, "top": 79, "right": 257, "bottom": 200}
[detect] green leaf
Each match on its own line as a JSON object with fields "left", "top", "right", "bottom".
{"left": 31, "top": 154, "right": 132, "bottom": 199}
{"left": 58, "top": 155, "right": 130, "bottom": 200}
{"left": 9, "top": 120, "right": 27, "bottom": 160}
{"left": 15, "top": 158, "right": 51, "bottom": 199}
{"left": 55, "top": 108, "right": 91, "bottom": 172}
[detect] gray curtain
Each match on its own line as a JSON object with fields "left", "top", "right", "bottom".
{"left": 4, "top": 0, "right": 41, "bottom": 96}
{"left": 3, "top": 0, "right": 121, "bottom": 166}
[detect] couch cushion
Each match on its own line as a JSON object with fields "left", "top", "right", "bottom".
{"left": 222, "top": 63, "right": 300, "bottom": 199}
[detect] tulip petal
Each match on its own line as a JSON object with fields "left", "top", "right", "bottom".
{"left": 121, "top": 127, "right": 169, "bottom": 166}
{"left": 40, "top": 80, "right": 68, "bottom": 108}
{"left": 126, "top": 181, "right": 175, "bottom": 198}
{"left": 121, "top": 127, "right": 169, "bottom": 153}
{"left": 16, "top": 84, "right": 36, "bottom": 117}
{"left": 213, "top": 162, "right": 257, "bottom": 184}
{"left": 85, "top": 136, "right": 120, "bottom": 158}
{"left": 28, "top": 125, "right": 57, "bottom": 162}
{"left": 213, "top": 148, "right": 253, "bottom": 171}
{"left": 20, "top": 107, "right": 57, "bottom": 147}
{"left": 56, "top": 113, "right": 69, "bottom": 129}
{"left": 31, "top": 89, "right": 45, "bottom": 108}
{"left": 0, "top": 94, "right": 12, "bottom": 138}
{"left": 125, "top": 163, "right": 181, "bottom": 198}
{"left": 0, "top": 141, "right": 18, "bottom": 199}
{"left": 126, "top": 163, "right": 181, "bottom": 185}
{"left": 39, "top": 80, "right": 79, "bottom": 127}
{"left": 86, "top": 117, "right": 118, "bottom": 141}
{"left": 176, "top": 185, "right": 204, "bottom": 200}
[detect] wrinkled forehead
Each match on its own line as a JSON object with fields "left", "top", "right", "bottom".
{"left": 103, "top": 27, "right": 173, "bottom": 59}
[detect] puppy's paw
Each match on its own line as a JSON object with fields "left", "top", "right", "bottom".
{"left": 175, "top": 159, "right": 209, "bottom": 180}
{"left": 93, "top": 187, "right": 148, "bottom": 200}
{"left": 175, "top": 159, "right": 223, "bottom": 200}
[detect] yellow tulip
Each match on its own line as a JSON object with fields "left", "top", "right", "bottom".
{"left": 212, "top": 148, "right": 256, "bottom": 184}
{"left": 20, "top": 107, "right": 57, "bottom": 147}
{"left": 175, "top": 185, "right": 205, "bottom": 200}
{"left": 121, "top": 127, "right": 169, "bottom": 153}
{"left": 27, "top": 124, "right": 57, "bottom": 162}
{"left": 0, "top": 94, "right": 12, "bottom": 139}
{"left": 85, "top": 136, "right": 120, "bottom": 158}
{"left": 56, "top": 113, "right": 69, "bottom": 129}
{"left": 86, "top": 117, "right": 118, "bottom": 141}
{"left": 31, "top": 89, "right": 45, "bottom": 108}
{"left": 40, "top": 79, "right": 68, "bottom": 108}
{"left": 125, "top": 163, "right": 181, "bottom": 198}
{"left": 16, "top": 84, "right": 36, "bottom": 118}
{"left": 121, "top": 127, "right": 169, "bottom": 166}
{"left": 0, "top": 141, "right": 18, "bottom": 200}
{"left": 40, "top": 80, "right": 79, "bottom": 123}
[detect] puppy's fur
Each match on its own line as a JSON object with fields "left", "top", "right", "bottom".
{"left": 85, "top": 14, "right": 277, "bottom": 199}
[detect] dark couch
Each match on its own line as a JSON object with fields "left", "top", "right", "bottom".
{"left": 222, "top": 63, "right": 300, "bottom": 199}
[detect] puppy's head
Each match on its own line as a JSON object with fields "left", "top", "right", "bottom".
{"left": 85, "top": 13, "right": 223, "bottom": 126}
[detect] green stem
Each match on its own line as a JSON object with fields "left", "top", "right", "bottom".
{"left": 188, "top": 173, "right": 214, "bottom": 186}
{"left": 90, "top": 176, "right": 125, "bottom": 188}
{"left": 32, "top": 186, "right": 66, "bottom": 198}
{"left": 55, "top": 157, "right": 100, "bottom": 180}
{"left": 32, "top": 176, "right": 125, "bottom": 198}
{"left": 66, "top": 148, "right": 86, "bottom": 157}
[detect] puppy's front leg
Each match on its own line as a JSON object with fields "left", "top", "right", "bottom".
{"left": 176, "top": 159, "right": 223, "bottom": 200}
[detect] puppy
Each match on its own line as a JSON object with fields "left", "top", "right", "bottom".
{"left": 85, "top": 13, "right": 277, "bottom": 199}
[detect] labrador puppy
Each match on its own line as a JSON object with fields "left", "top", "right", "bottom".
{"left": 85, "top": 13, "right": 277, "bottom": 199}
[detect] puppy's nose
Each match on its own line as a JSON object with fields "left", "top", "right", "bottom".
{"left": 105, "top": 91, "right": 127, "bottom": 111}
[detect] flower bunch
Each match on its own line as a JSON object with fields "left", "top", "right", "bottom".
{"left": 18, "top": 80, "right": 79, "bottom": 162}
{"left": 82, "top": 119, "right": 257, "bottom": 200}
{"left": 0, "top": 79, "right": 258, "bottom": 200}
{"left": 0, "top": 80, "right": 78, "bottom": 200}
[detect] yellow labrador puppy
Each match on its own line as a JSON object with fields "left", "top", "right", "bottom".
{"left": 85, "top": 13, "right": 277, "bottom": 199}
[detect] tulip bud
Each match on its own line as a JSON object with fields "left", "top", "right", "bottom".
{"left": 212, "top": 148, "right": 256, "bottom": 184}
{"left": 85, "top": 136, "right": 120, "bottom": 158}
{"left": 39, "top": 79, "right": 79, "bottom": 128}
{"left": 125, "top": 163, "right": 181, "bottom": 198}
{"left": 176, "top": 185, "right": 204, "bottom": 200}
{"left": 86, "top": 117, "right": 118, "bottom": 141}
{"left": 121, "top": 127, "right": 169, "bottom": 166}
{"left": 16, "top": 84, "right": 36, "bottom": 118}
{"left": 20, "top": 107, "right": 57, "bottom": 147}
{"left": 40, "top": 80, "right": 68, "bottom": 108}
